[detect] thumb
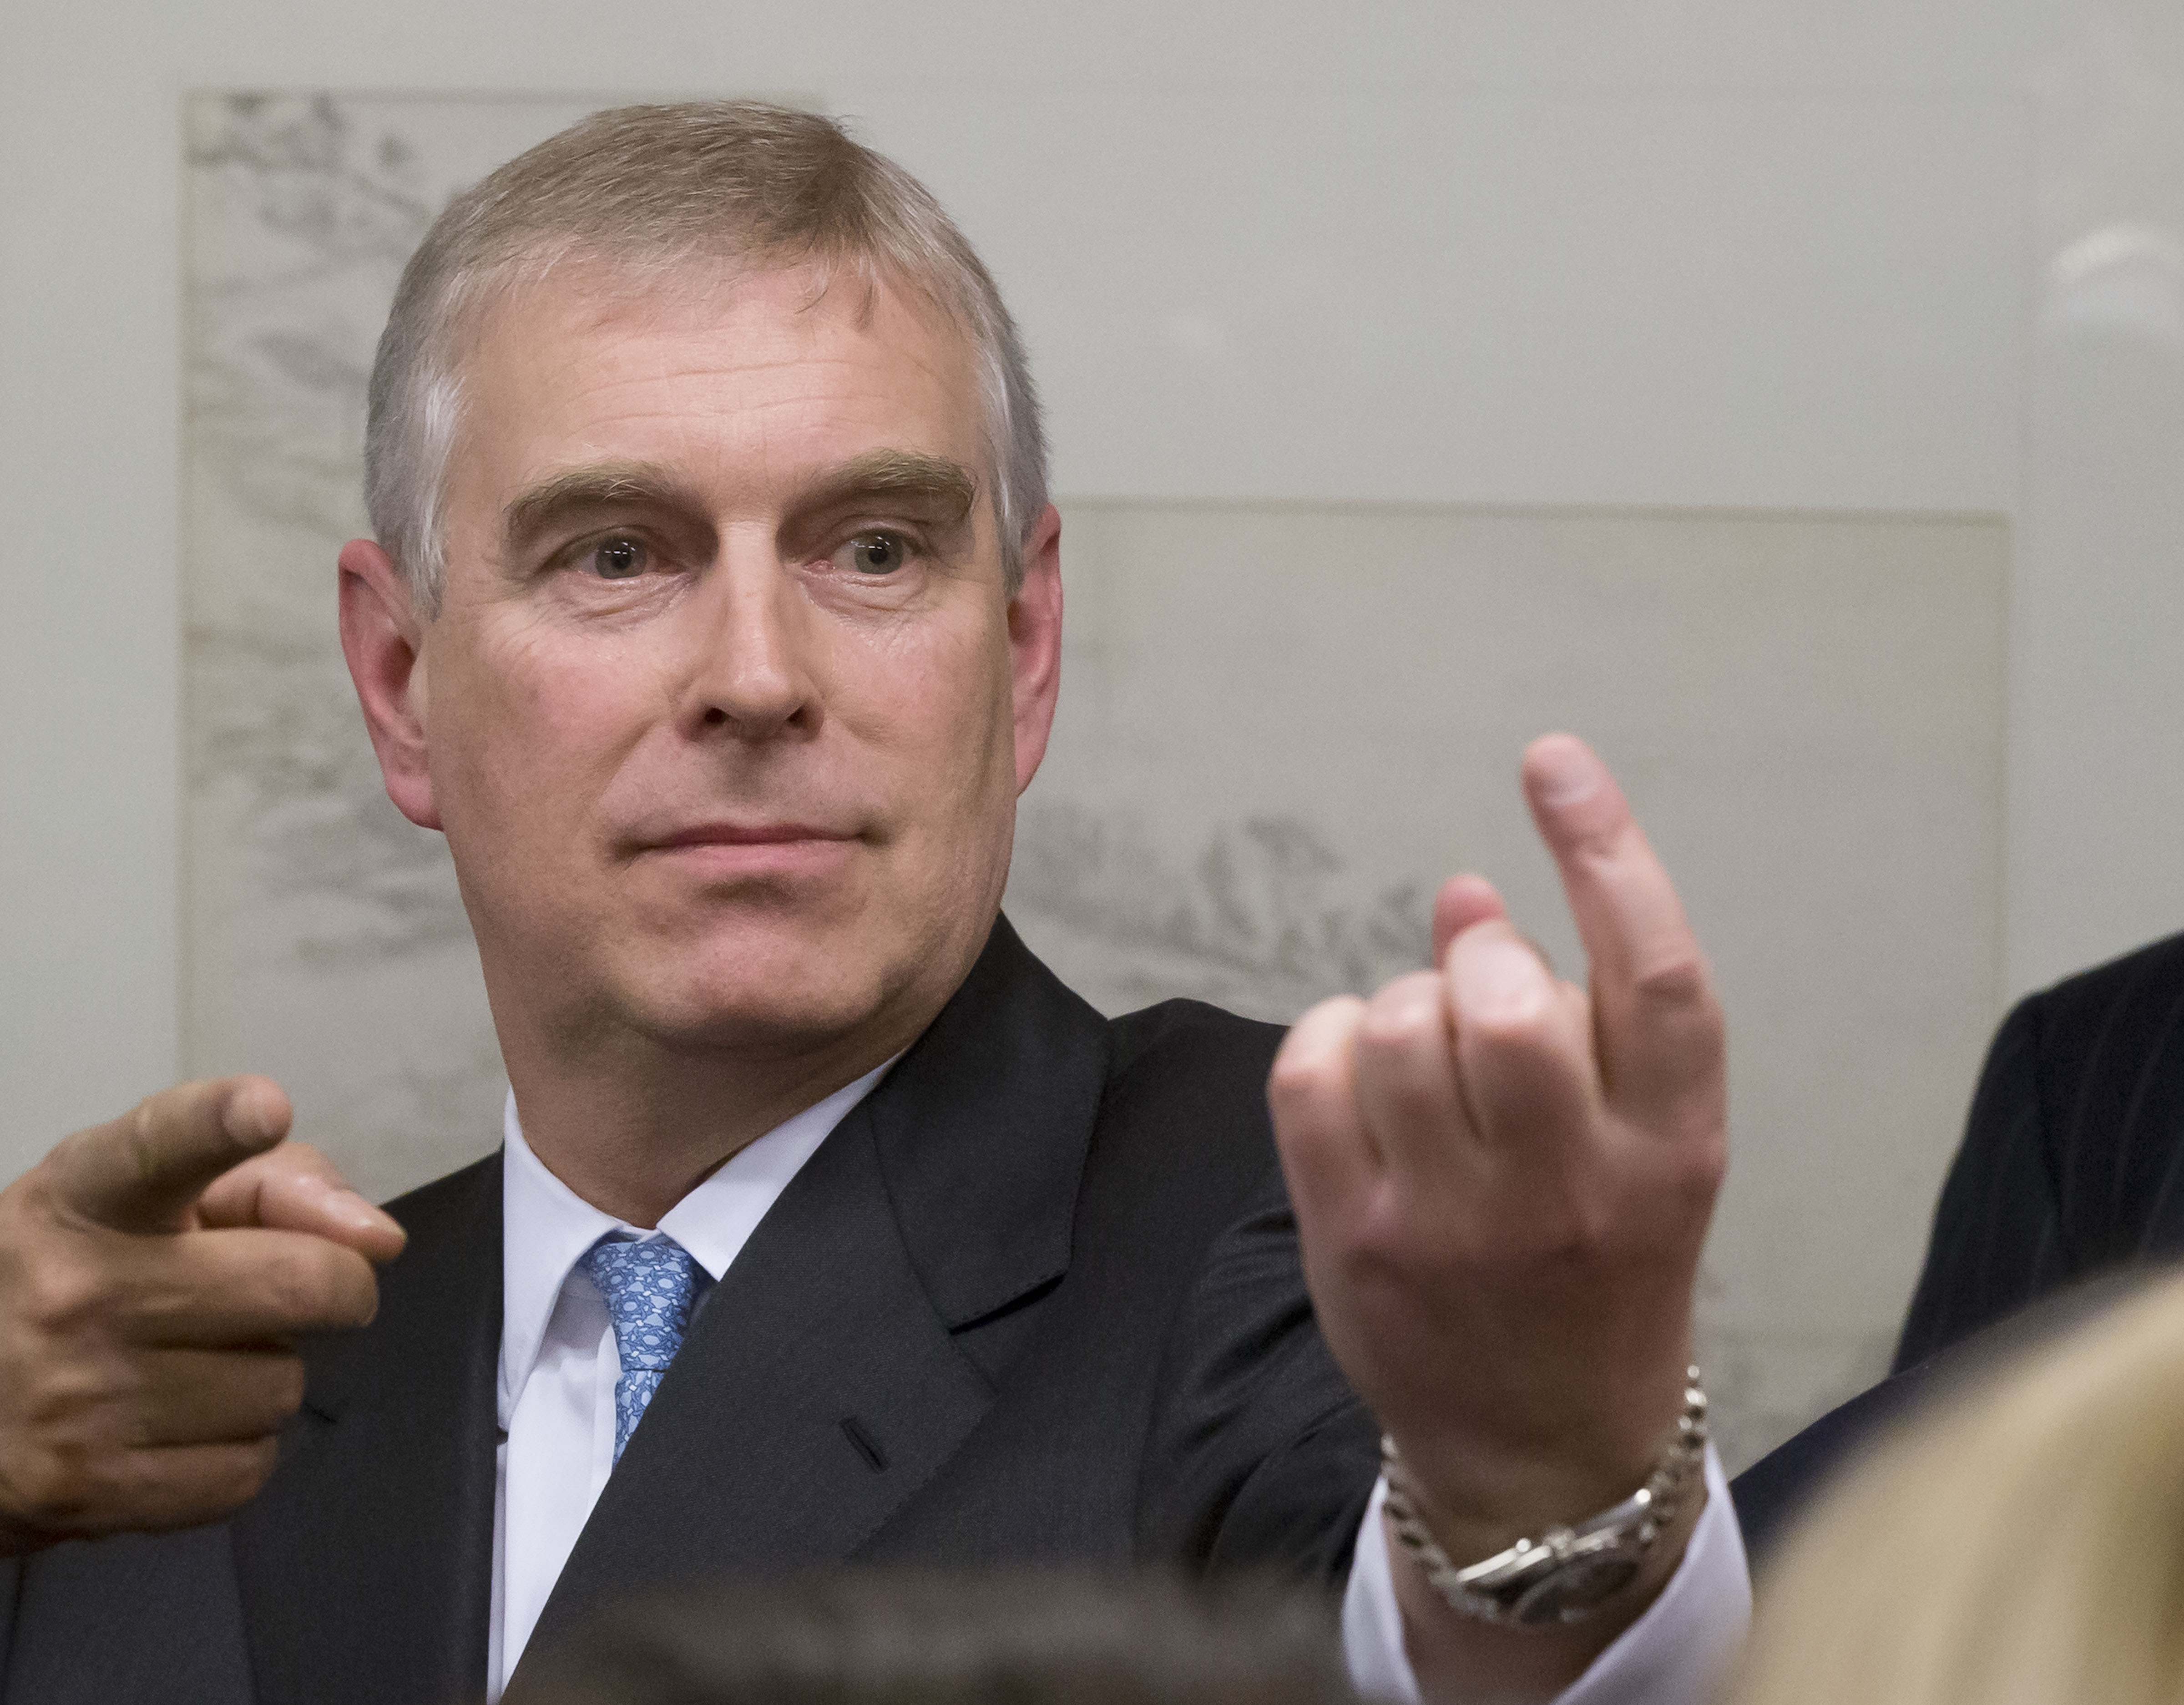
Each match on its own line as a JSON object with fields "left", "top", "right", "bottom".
{"left": 44, "top": 1077, "right": 293, "bottom": 1235}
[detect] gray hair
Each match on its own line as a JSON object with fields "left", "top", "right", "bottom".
{"left": 363, "top": 101, "right": 1048, "bottom": 611}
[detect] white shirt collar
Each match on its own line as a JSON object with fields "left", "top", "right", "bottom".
{"left": 496, "top": 1061, "right": 894, "bottom": 1427}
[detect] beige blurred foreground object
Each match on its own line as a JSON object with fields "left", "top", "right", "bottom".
{"left": 1730, "top": 1270, "right": 2184, "bottom": 1705}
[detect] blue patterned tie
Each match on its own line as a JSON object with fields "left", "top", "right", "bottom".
{"left": 581, "top": 1235, "right": 712, "bottom": 1466}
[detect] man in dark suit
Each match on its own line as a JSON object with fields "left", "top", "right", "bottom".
{"left": 0, "top": 103, "right": 1746, "bottom": 1703}
{"left": 1733, "top": 928, "right": 2184, "bottom": 1555}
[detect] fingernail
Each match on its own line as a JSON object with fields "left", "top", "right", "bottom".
{"left": 1455, "top": 935, "right": 1550, "bottom": 1022}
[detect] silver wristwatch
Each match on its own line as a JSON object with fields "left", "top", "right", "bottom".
{"left": 1380, "top": 1368, "right": 1709, "bottom": 1628}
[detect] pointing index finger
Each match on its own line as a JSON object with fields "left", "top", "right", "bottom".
{"left": 198, "top": 1144, "right": 406, "bottom": 1263}
{"left": 1520, "top": 734, "right": 1722, "bottom": 1112}
{"left": 46, "top": 1078, "right": 294, "bottom": 1236}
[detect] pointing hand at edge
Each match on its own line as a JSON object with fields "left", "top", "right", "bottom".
{"left": 0, "top": 1077, "right": 404, "bottom": 1553}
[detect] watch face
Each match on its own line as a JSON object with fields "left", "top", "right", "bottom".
{"left": 1510, "top": 1553, "right": 1643, "bottom": 1625}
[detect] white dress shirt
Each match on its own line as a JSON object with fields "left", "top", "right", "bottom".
{"left": 488, "top": 1080, "right": 1751, "bottom": 1703}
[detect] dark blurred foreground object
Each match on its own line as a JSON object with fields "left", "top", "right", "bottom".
{"left": 1725, "top": 1266, "right": 2184, "bottom": 1705}
{"left": 1734, "top": 928, "right": 2184, "bottom": 1555}
{"left": 504, "top": 1570, "right": 1359, "bottom": 1705}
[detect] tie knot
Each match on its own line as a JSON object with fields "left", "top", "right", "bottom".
{"left": 581, "top": 1236, "right": 708, "bottom": 1373}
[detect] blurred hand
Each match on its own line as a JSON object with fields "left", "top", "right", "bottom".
{"left": 0, "top": 1077, "right": 405, "bottom": 1554}
{"left": 1269, "top": 735, "right": 1725, "bottom": 1691}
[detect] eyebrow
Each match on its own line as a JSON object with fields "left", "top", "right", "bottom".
{"left": 500, "top": 461, "right": 696, "bottom": 556}
{"left": 790, "top": 449, "right": 979, "bottom": 526}
{"left": 497, "top": 450, "right": 981, "bottom": 560}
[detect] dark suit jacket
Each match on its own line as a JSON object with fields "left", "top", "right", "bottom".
{"left": 1731, "top": 927, "right": 2184, "bottom": 1557}
{"left": 0, "top": 919, "right": 1379, "bottom": 1704}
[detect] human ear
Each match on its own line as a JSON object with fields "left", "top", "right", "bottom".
{"left": 337, "top": 539, "right": 441, "bottom": 830}
{"left": 1008, "top": 504, "right": 1064, "bottom": 794}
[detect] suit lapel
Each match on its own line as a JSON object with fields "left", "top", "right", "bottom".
{"left": 231, "top": 1153, "right": 503, "bottom": 1705}
{"left": 516, "top": 1099, "right": 990, "bottom": 1669}
{"left": 864, "top": 915, "right": 1112, "bottom": 1334}
{"left": 514, "top": 917, "right": 1110, "bottom": 1675}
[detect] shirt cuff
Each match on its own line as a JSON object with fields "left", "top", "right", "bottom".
{"left": 1340, "top": 1444, "right": 1751, "bottom": 1705}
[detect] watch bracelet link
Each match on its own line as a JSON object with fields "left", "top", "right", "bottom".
{"left": 1379, "top": 1367, "right": 1709, "bottom": 1629}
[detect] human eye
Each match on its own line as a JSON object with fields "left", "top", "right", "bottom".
{"left": 581, "top": 534, "right": 652, "bottom": 580}
{"left": 833, "top": 530, "right": 915, "bottom": 577}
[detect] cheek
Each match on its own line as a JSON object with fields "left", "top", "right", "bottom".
{"left": 848, "top": 612, "right": 1016, "bottom": 809}
{"left": 430, "top": 623, "right": 650, "bottom": 849}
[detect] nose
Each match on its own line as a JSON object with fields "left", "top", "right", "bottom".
{"left": 676, "top": 542, "right": 821, "bottom": 743}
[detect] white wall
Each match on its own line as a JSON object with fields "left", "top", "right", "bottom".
{"left": 7, "top": 0, "right": 2184, "bottom": 1215}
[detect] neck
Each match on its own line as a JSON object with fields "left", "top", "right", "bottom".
{"left": 495, "top": 1008, "right": 932, "bottom": 1228}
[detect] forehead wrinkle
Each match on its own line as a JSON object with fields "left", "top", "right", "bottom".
{"left": 469, "top": 274, "right": 991, "bottom": 560}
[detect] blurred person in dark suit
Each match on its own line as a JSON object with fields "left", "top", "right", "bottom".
{"left": 1736, "top": 929, "right": 2184, "bottom": 1554}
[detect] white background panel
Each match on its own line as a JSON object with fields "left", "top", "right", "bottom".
{"left": 885, "top": 90, "right": 2029, "bottom": 513}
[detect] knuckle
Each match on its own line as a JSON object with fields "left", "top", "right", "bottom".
{"left": 219, "top": 1351, "right": 308, "bottom": 1428}
{"left": 1631, "top": 951, "right": 1712, "bottom": 1010}
{"left": 17, "top": 1357, "right": 111, "bottom": 1435}
{"left": 20, "top": 1256, "right": 112, "bottom": 1338}
{"left": 1562, "top": 820, "right": 1623, "bottom": 867}
{"left": 1466, "top": 999, "right": 1557, "bottom": 1053}
{"left": 1350, "top": 1017, "right": 1405, "bottom": 1061}
{"left": 1267, "top": 1041, "right": 1324, "bottom": 1094}
{"left": 1356, "top": 990, "right": 1440, "bottom": 1054}
{"left": 1, "top": 1424, "right": 111, "bottom": 1528}
{"left": 236, "top": 1141, "right": 327, "bottom": 1192}
{"left": 1267, "top": 1052, "right": 1338, "bottom": 1116}
{"left": 1287, "top": 994, "right": 1367, "bottom": 1047}
{"left": 1271, "top": 1000, "right": 1364, "bottom": 1086}
{"left": 125, "top": 1098, "right": 172, "bottom": 1183}
{"left": 5, "top": 1459, "right": 76, "bottom": 1528}
{"left": 126, "top": 1442, "right": 276, "bottom": 1532}
{"left": 266, "top": 1244, "right": 374, "bottom": 1328}
{"left": 255, "top": 1244, "right": 333, "bottom": 1322}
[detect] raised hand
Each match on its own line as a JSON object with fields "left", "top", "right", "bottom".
{"left": 1269, "top": 735, "right": 1726, "bottom": 1689}
{"left": 0, "top": 1077, "right": 405, "bottom": 1553}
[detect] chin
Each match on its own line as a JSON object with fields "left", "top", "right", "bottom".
{"left": 607, "top": 919, "right": 940, "bottom": 1059}
{"left": 576, "top": 855, "right": 1007, "bottom": 1058}
{"left": 632, "top": 978, "right": 879, "bottom": 1056}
